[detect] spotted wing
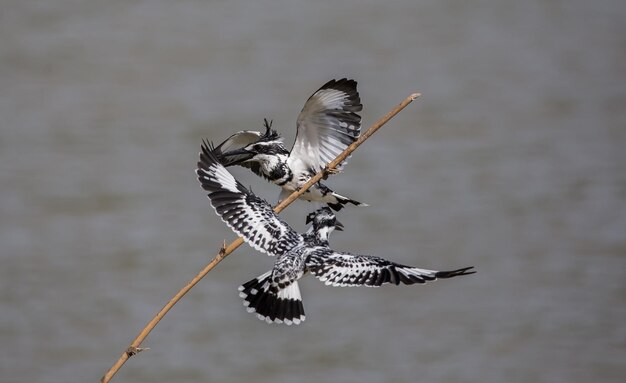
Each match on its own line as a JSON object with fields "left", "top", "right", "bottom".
{"left": 291, "top": 78, "right": 362, "bottom": 173}
{"left": 197, "top": 140, "right": 303, "bottom": 256}
{"left": 307, "top": 250, "right": 475, "bottom": 287}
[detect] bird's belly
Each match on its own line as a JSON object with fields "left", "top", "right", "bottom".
{"left": 280, "top": 180, "right": 328, "bottom": 202}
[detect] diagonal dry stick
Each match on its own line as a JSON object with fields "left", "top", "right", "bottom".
{"left": 100, "top": 92, "right": 420, "bottom": 383}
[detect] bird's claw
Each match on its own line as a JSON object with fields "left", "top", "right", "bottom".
{"left": 218, "top": 240, "right": 227, "bottom": 255}
{"left": 126, "top": 346, "right": 150, "bottom": 357}
{"left": 323, "top": 166, "right": 340, "bottom": 179}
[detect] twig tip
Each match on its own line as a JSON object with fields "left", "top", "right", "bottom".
{"left": 410, "top": 92, "right": 421, "bottom": 100}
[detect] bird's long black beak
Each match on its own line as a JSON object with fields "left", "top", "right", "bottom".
{"left": 223, "top": 147, "right": 252, "bottom": 157}
{"left": 221, "top": 147, "right": 254, "bottom": 165}
{"left": 334, "top": 220, "right": 344, "bottom": 231}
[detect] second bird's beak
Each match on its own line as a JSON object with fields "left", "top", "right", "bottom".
{"left": 334, "top": 220, "right": 344, "bottom": 231}
{"left": 222, "top": 148, "right": 254, "bottom": 164}
{"left": 223, "top": 148, "right": 252, "bottom": 157}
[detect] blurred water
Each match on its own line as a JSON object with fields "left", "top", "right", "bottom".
{"left": 1, "top": 1, "right": 625, "bottom": 382}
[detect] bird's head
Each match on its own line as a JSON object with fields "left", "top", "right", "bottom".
{"left": 306, "top": 207, "right": 344, "bottom": 242}
{"left": 222, "top": 119, "right": 288, "bottom": 164}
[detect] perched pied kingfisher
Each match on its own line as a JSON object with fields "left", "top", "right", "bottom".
{"left": 197, "top": 142, "right": 475, "bottom": 325}
{"left": 213, "top": 78, "right": 368, "bottom": 211}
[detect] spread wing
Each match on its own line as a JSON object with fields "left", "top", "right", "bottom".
{"left": 307, "top": 250, "right": 475, "bottom": 287}
{"left": 291, "top": 78, "right": 362, "bottom": 172}
{"left": 213, "top": 130, "right": 264, "bottom": 177}
{"left": 197, "top": 140, "right": 303, "bottom": 256}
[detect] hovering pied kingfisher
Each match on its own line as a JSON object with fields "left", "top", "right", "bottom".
{"left": 197, "top": 142, "right": 475, "bottom": 325}
{"left": 213, "top": 78, "right": 368, "bottom": 211}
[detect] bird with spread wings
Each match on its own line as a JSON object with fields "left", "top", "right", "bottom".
{"left": 213, "top": 79, "right": 368, "bottom": 211}
{"left": 197, "top": 142, "right": 475, "bottom": 325}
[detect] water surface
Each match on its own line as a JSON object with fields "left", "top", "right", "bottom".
{"left": 1, "top": 1, "right": 624, "bottom": 382}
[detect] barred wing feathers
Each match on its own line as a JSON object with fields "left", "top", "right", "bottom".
{"left": 307, "top": 250, "right": 475, "bottom": 287}
{"left": 197, "top": 141, "right": 302, "bottom": 256}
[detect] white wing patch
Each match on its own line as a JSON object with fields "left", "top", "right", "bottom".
{"left": 212, "top": 161, "right": 240, "bottom": 193}
{"left": 291, "top": 78, "right": 362, "bottom": 173}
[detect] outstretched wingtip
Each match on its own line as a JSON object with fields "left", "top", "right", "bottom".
{"left": 435, "top": 266, "right": 476, "bottom": 279}
{"left": 200, "top": 138, "right": 216, "bottom": 153}
{"left": 198, "top": 139, "right": 219, "bottom": 171}
{"left": 321, "top": 78, "right": 357, "bottom": 89}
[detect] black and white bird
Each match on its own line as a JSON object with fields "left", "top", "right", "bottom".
{"left": 197, "top": 142, "right": 475, "bottom": 325}
{"left": 213, "top": 78, "right": 368, "bottom": 211}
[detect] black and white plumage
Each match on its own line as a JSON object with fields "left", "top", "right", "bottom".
{"left": 214, "top": 78, "right": 368, "bottom": 211}
{"left": 197, "top": 142, "right": 475, "bottom": 325}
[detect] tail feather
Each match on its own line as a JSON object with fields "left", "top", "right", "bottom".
{"left": 238, "top": 272, "right": 306, "bottom": 325}
{"left": 327, "top": 192, "right": 369, "bottom": 211}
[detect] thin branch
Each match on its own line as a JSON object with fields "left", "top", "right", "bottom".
{"left": 100, "top": 92, "right": 420, "bottom": 383}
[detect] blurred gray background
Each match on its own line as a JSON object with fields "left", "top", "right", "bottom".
{"left": 1, "top": 1, "right": 625, "bottom": 382}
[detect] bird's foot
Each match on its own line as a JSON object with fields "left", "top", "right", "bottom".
{"left": 126, "top": 346, "right": 150, "bottom": 357}
{"left": 218, "top": 240, "right": 227, "bottom": 256}
{"left": 323, "top": 166, "right": 341, "bottom": 179}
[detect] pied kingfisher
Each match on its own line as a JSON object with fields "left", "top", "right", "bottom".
{"left": 197, "top": 142, "right": 475, "bottom": 325}
{"left": 213, "top": 78, "right": 368, "bottom": 211}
